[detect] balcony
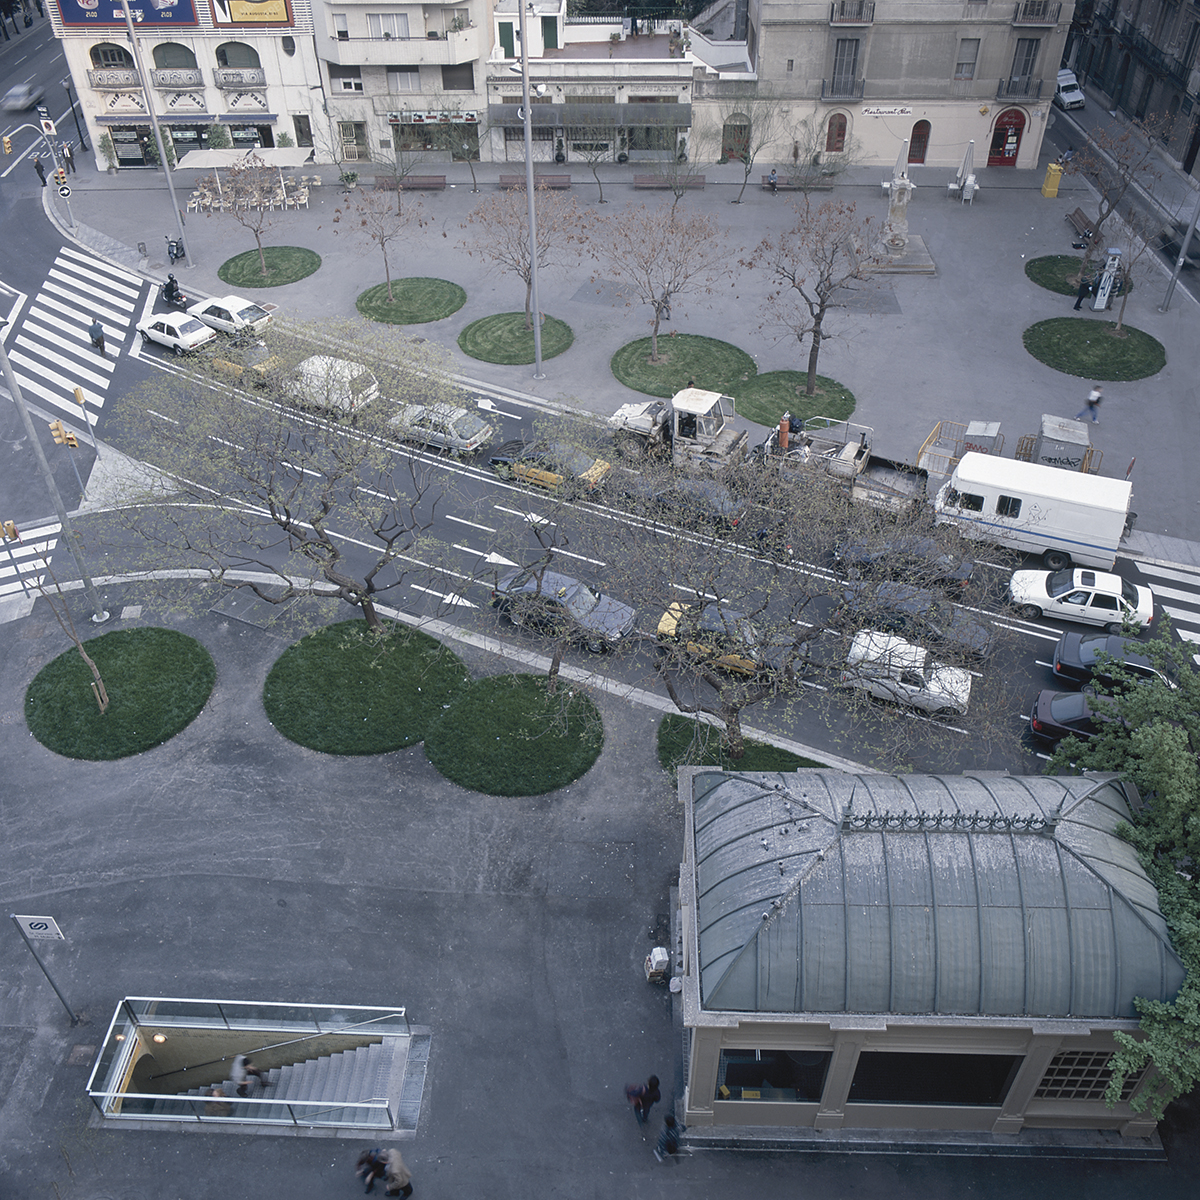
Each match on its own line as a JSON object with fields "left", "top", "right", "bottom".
{"left": 829, "top": 1, "right": 874, "bottom": 26}
{"left": 1121, "top": 22, "right": 1191, "bottom": 88}
{"left": 87, "top": 67, "right": 140, "bottom": 90}
{"left": 1012, "top": 1, "right": 1062, "bottom": 26}
{"left": 997, "top": 76, "right": 1044, "bottom": 98}
{"left": 822, "top": 77, "right": 865, "bottom": 101}
{"left": 487, "top": 101, "right": 691, "bottom": 128}
{"left": 213, "top": 67, "right": 267, "bottom": 90}
{"left": 323, "top": 25, "right": 482, "bottom": 67}
{"left": 151, "top": 68, "right": 204, "bottom": 90}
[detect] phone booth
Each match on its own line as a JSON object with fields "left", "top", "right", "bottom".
{"left": 987, "top": 109, "right": 1026, "bottom": 167}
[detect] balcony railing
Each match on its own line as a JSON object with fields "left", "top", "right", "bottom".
{"left": 829, "top": 1, "right": 874, "bottom": 25}
{"left": 87, "top": 67, "right": 140, "bottom": 90}
{"left": 997, "top": 76, "right": 1044, "bottom": 98}
{"left": 1121, "top": 22, "right": 1192, "bottom": 88}
{"left": 488, "top": 101, "right": 691, "bottom": 127}
{"left": 151, "top": 67, "right": 204, "bottom": 90}
{"left": 213, "top": 67, "right": 267, "bottom": 89}
{"left": 822, "top": 77, "right": 865, "bottom": 100}
{"left": 1012, "top": 1, "right": 1062, "bottom": 25}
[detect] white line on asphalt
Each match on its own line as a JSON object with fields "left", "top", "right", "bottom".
{"left": 493, "top": 503, "right": 555, "bottom": 526}
{"left": 445, "top": 514, "right": 497, "bottom": 534}
{"left": 550, "top": 547, "right": 607, "bottom": 566}
{"left": 409, "top": 584, "right": 477, "bottom": 608}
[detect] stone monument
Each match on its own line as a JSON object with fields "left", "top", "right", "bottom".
{"left": 883, "top": 139, "right": 914, "bottom": 252}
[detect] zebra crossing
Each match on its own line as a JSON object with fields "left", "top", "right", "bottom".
{"left": 0, "top": 523, "right": 60, "bottom": 602}
{"left": 1134, "top": 558, "right": 1200, "bottom": 650}
{"left": 4, "top": 248, "right": 146, "bottom": 421}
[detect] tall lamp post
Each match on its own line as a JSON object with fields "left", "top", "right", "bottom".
{"left": 120, "top": 0, "right": 190, "bottom": 267}
{"left": 61, "top": 75, "right": 89, "bottom": 152}
{"left": 517, "top": 0, "right": 545, "bottom": 379}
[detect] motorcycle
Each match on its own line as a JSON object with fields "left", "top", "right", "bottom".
{"left": 159, "top": 281, "right": 188, "bottom": 309}
{"left": 165, "top": 235, "right": 186, "bottom": 265}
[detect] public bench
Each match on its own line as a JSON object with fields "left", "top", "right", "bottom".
{"left": 372, "top": 175, "right": 447, "bottom": 191}
{"left": 498, "top": 174, "right": 572, "bottom": 189}
{"left": 1066, "top": 206, "right": 1100, "bottom": 243}
{"left": 760, "top": 174, "right": 808, "bottom": 192}
{"left": 633, "top": 174, "right": 706, "bottom": 189}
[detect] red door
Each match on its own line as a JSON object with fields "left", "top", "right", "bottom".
{"left": 908, "top": 120, "right": 930, "bottom": 164}
{"left": 987, "top": 109, "right": 1025, "bottom": 166}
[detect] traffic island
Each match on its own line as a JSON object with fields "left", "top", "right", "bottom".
{"left": 356, "top": 278, "right": 466, "bottom": 324}
{"left": 735, "top": 371, "right": 856, "bottom": 429}
{"left": 1022, "top": 317, "right": 1166, "bottom": 381}
{"left": 263, "top": 620, "right": 471, "bottom": 755}
{"left": 610, "top": 335, "right": 756, "bottom": 398}
{"left": 424, "top": 674, "right": 604, "bottom": 796}
{"left": 217, "top": 246, "right": 322, "bottom": 289}
{"left": 24, "top": 627, "right": 216, "bottom": 761}
{"left": 457, "top": 313, "right": 574, "bottom": 364}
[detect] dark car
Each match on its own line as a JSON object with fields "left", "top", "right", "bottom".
{"left": 491, "top": 568, "right": 635, "bottom": 652}
{"left": 616, "top": 473, "right": 746, "bottom": 531}
{"left": 487, "top": 440, "right": 611, "bottom": 493}
{"left": 834, "top": 534, "right": 974, "bottom": 591}
{"left": 838, "top": 581, "right": 995, "bottom": 659}
{"left": 1029, "top": 689, "right": 1114, "bottom": 744}
{"left": 656, "top": 601, "right": 805, "bottom": 679}
{"left": 1051, "top": 632, "right": 1177, "bottom": 690}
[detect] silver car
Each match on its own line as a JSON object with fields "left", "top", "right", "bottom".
{"left": 389, "top": 402, "right": 494, "bottom": 456}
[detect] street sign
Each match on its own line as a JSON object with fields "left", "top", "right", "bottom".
{"left": 58, "top": 184, "right": 71, "bottom": 198}
{"left": 36, "top": 103, "right": 50, "bottom": 121}
{"left": 41, "top": 119, "right": 58, "bottom": 137}
{"left": 12, "top": 915, "right": 65, "bottom": 940}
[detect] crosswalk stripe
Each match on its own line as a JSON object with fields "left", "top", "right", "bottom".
{"left": 59, "top": 245, "right": 143, "bottom": 287}
{"left": 0, "top": 528, "right": 60, "bottom": 597}
{"left": 17, "top": 321, "right": 117, "bottom": 377}
{"left": 34, "top": 287, "right": 134, "bottom": 330}
{"left": 4, "top": 373, "right": 92, "bottom": 414}
{"left": 10, "top": 344, "right": 113, "bottom": 394}
{"left": 1138, "top": 562, "right": 1200, "bottom": 585}
{"left": 48, "top": 260, "right": 141, "bottom": 302}
{"left": 44, "top": 277, "right": 137, "bottom": 324}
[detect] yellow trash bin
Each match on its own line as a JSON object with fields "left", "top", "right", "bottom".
{"left": 1042, "top": 162, "right": 1063, "bottom": 198}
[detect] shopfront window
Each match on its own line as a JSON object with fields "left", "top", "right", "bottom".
{"left": 847, "top": 1052, "right": 1022, "bottom": 1106}
{"left": 716, "top": 1049, "right": 831, "bottom": 1103}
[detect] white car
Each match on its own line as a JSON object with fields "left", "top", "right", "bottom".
{"left": 187, "top": 296, "right": 272, "bottom": 337}
{"left": 389, "top": 402, "right": 494, "bottom": 456}
{"left": 1007, "top": 567, "right": 1154, "bottom": 632}
{"left": 136, "top": 314, "right": 218, "bottom": 357}
{"left": 292, "top": 355, "right": 379, "bottom": 416}
{"left": 841, "top": 630, "right": 971, "bottom": 717}
{"left": 2, "top": 83, "right": 44, "bottom": 112}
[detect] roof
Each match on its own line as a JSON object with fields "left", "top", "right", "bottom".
{"left": 672, "top": 387, "right": 733, "bottom": 415}
{"left": 952, "top": 452, "right": 1131, "bottom": 511}
{"left": 688, "top": 771, "right": 1184, "bottom": 1020}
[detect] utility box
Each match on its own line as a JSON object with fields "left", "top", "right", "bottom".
{"left": 1030, "top": 414, "right": 1092, "bottom": 472}
{"left": 1042, "top": 162, "right": 1063, "bottom": 198}
{"left": 961, "top": 421, "right": 1003, "bottom": 457}
{"left": 645, "top": 947, "right": 671, "bottom": 983}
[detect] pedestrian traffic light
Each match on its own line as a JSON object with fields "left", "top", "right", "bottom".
{"left": 49, "top": 420, "right": 78, "bottom": 448}
{"left": 2, "top": 137, "right": 11, "bottom": 155}
{"left": 2, "top": 521, "right": 18, "bottom": 540}
{"left": 53, "top": 167, "right": 66, "bottom": 186}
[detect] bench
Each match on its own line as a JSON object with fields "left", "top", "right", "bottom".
{"left": 633, "top": 174, "right": 706, "bottom": 189}
{"left": 498, "top": 174, "right": 572, "bottom": 189}
{"left": 760, "top": 175, "right": 807, "bottom": 192}
{"left": 1066, "top": 206, "right": 1100, "bottom": 242}
{"left": 372, "top": 175, "right": 447, "bottom": 191}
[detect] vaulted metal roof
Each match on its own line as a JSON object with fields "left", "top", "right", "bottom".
{"left": 689, "top": 771, "right": 1184, "bottom": 1018}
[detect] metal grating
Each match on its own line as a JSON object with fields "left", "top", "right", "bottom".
{"left": 1034, "top": 1050, "right": 1145, "bottom": 1102}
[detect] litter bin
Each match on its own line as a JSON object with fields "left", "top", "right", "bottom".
{"left": 1042, "top": 162, "right": 1063, "bottom": 198}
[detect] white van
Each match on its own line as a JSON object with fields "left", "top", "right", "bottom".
{"left": 841, "top": 630, "right": 972, "bottom": 716}
{"left": 1054, "top": 69, "right": 1086, "bottom": 110}
{"left": 294, "top": 355, "right": 379, "bottom": 416}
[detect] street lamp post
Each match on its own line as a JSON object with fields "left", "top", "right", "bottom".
{"left": 61, "top": 75, "right": 89, "bottom": 152}
{"left": 516, "top": 0, "right": 545, "bottom": 379}
{"left": 1159, "top": 187, "right": 1200, "bottom": 313}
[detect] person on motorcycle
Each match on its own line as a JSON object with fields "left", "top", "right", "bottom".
{"left": 163, "top": 274, "right": 182, "bottom": 304}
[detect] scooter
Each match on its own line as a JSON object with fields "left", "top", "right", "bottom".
{"left": 159, "top": 280, "right": 189, "bottom": 309}
{"left": 165, "top": 235, "right": 186, "bottom": 265}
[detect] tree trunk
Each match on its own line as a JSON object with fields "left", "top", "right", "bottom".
{"left": 547, "top": 644, "right": 563, "bottom": 694}
{"left": 255, "top": 231, "right": 268, "bottom": 276}
{"left": 592, "top": 165, "right": 606, "bottom": 203}
{"left": 649, "top": 313, "right": 662, "bottom": 362}
{"left": 359, "top": 593, "right": 383, "bottom": 631}
{"left": 524, "top": 275, "right": 534, "bottom": 331}
{"left": 722, "top": 704, "right": 745, "bottom": 758}
{"left": 77, "top": 644, "right": 109, "bottom": 714}
{"left": 805, "top": 318, "right": 823, "bottom": 395}
{"left": 383, "top": 248, "right": 394, "bottom": 303}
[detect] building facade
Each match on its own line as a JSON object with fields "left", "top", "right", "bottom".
{"left": 680, "top": 768, "right": 1183, "bottom": 1137}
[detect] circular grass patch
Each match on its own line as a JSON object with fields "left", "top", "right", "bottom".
{"left": 610, "top": 334, "right": 757, "bottom": 398}
{"left": 356, "top": 278, "right": 466, "bottom": 324}
{"left": 735, "top": 372, "right": 856, "bottom": 429}
{"left": 263, "top": 620, "right": 471, "bottom": 755}
{"left": 457, "top": 313, "right": 574, "bottom": 364}
{"left": 1024, "top": 254, "right": 1134, "bottom": 298}
{"left": 425, "top": 674, "right": 603, "bottom": 796}
{"left": 25, "top": 627, "right": 216, "bottom": 761}
{"left": 217, "top": 246, "right": 322, "bottom": 289}
{"left": 657, "top": 713, "right": 826, "bottom": 775}
{"left": 1022, "top": 317, "right": 1166, "bottom": 381}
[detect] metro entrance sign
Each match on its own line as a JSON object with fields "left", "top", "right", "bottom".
{"left": 10, "top": 913, "right": 80, "bottom": 1024}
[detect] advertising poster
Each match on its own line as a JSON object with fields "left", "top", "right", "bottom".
{"left": 210, "top": 0, "right": 291, "bottom": 25}
{"left": 55, "top": 0, "right": 200, "bottom": 27}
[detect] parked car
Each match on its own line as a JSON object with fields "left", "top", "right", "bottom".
{"left": 2, "top": 83, "right": 44, "bottom": 112}
{"left": 837, "top": 580, "right": 995, "bottom": 659}
{"left": 1007, "top": 568, "right": 1154, "bottom": 632}
{"left": 290, "top": 355, "right": 379, "bottom": 416}
{"left": 187, "top": 296, "right": 272, "bottom": 337}
{"left": 491, "top": 568, "right": 635, "bottom": 652}
{"left": 834, "top": 534, "right": 974, "bottom": 591}
{"left": 616, "top": 473, "right": 746, "bottom": 531}
{"left": 136, "top": 313, "right": 218, "bottom": 356}
{"left": 656, "top": 601, "right": 802, "bottom": 678}
{"left": 1050, "top": 631, "right": 1177, "bottom": 690}
{"left": 488, "top": 440, "right": 611, "bottom": 494}
{"left": 207, "top": 335, "right": 283, "bottom": 386}
{"left": 1029, "top": 689, "right": 1114, "bottom": 744}
{"left": 389, "top": 402, "right": 494, "bottom": 456}
{"left": 1155, "top": 220, "right": 1200, "bottom": 270}
{"left": 841, "top": 630, "right": 972, "bottom": 716}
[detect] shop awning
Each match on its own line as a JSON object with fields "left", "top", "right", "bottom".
{"left": 176, "top": 147, "right": 314, "bottom": 171}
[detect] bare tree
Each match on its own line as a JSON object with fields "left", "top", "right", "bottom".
{"left": 200, "top": 154, "right": 282, "bottom": 277}
{"left": 421, "top": 96, "right": 489, "bottom": 193}
{"left": 463, "top": 187, "right": 593, "bottom": 330}
{"left": 334, "top": 186, "right": 427, "bottom": 304}
{"left": 782, "top": 104, "right": 862, "bottom": 188}
{"left": 694, "top": 84, "right": 789, "bottom": 203}
{"left": 747, "top": 195, "right": 882, "bottom": 395}
{"left": 561, "top": 104, "right": 615, "bottom": 203}
{"left": 592, "top": 201, "right": 730, "bottom": 361}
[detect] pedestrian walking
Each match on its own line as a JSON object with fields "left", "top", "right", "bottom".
{"left": 654, "top": 1112, "right": 684, "bottom": 1161}
{"left": 625, "top": 1074, "right": 661, "bottom": 1127}
{"left": 88, "top": 317, "right": 106, "bottom": 356}
{"left": 1076, "top": 384, "right": 1103, "bottom": 423}
{"left": 1072, "top": 272, "right": 1093, "bottom": 310}
{"left": 33, "top": 156, "right": 45, "bottom": 187}
{"left": 229, "top": 1053, "right": 268, "bottom": 1097}
{"left": 61, "top": 143, "right": 75, "bottom": 174}
{"left": 356, "top": 1148, "right": 413, "bottom": 1196}
{"left": 768, "top": 168, "right": 778, "bottom": 193}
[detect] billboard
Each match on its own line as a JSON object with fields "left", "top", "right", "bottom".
{"left": 210, "top": 0, "right": 291, "bottom": 24}
{"left": 55, "top": 0, "right": 200, "bottom": 27}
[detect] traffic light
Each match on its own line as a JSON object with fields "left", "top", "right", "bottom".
{"left": 2, "top": 521, "right": 18, "bottom": 541}
{"left": 49, "top": 420, "right": 78, "bottom": 449}
{"left": 2, "top": 136, "right": 11, "bottom": 155}
{"left": 53, "top": 167, "right": 67, "bottom": 186}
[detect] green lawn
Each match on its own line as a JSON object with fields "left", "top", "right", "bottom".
{"left": 610, "top": 335, "right": 757, "bottom": 398}
{"left": 25, "top": 628, "right": 216, "bottom": 761}
{"left": 457, "top": 313, "right": 574, "bottom": 364}
{"left": 217, "top": 246, "right": 322, "bottom": 289}
{"left": 425, "top": 674, "right": 604, "bottom": 796}
{"left": 735, "top": 372, "right": 856, "bottom": 429}
{"left": 263, "top": 620, "right": 471, "bottom": 755}
{"left": 1025, "top": 255, "right": 1088, "bottom": 295}
{"left": 1022, "top": 317, "right": 1166, "bottom": 381}
{"left": 356, "top": 278, "right": 466, "bottom": 324}
{"left": 657, "top": 713, "right": 826, "bottom": 774}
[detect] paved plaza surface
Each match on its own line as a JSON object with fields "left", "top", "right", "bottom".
{"left": 3, "top": 111, "right": 1200, "bottom": 1199}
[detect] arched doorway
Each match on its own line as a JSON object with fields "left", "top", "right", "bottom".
{"left": 987, "top": 109, "right": 1025, "bottom": 166}
{"left": 722, "top": 113, "right": 750, "bottom": 162}
{"left": 908, "top": 120, "right": 930, "bottom": 164}
{"left": 826, "top": 113, "right": 847, "bottom": 153}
